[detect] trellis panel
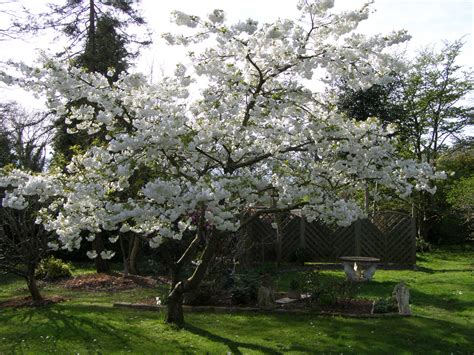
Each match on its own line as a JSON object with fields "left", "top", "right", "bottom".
{"left": 245, "top": 211, "right": 416, "bottom": 265}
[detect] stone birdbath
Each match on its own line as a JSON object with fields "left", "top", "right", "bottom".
{"left": 340, "top": 256, "right": 380, "bottom": 281}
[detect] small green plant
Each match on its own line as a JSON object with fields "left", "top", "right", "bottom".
{"left": 287, "top": 277, "right": 302, "bottom": 299}
{"left": 231, "top": 273, "right": 260, "bottom": 305}
{"left": 335, "top": 280, "right": 360, "bottom": 301}
{"left": 35, "top": 256, "right": 73, "bottom": 280}
{"left": 183, "top": 282, "right": 219, "bottom": 306}
{"left": 416, "top": 237, "right": 432, "bottom": 253}
{"left": 373, "top": 296, "right": 398, "bottom": 313}
{"left": 289, "top": 278, "right": 300, "bottom": 291}
{"left": 303, "top": 271, "right": 338, "bottom": 305}
{"left": 290, "top": 247, "right": 308, "bottom": 265}
{"left": 302, "top": 271, "right": 360, "bottom": 306}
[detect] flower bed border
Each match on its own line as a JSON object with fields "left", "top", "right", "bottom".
{"left": 113, "top": 302, "right": 409, "bottom": 318}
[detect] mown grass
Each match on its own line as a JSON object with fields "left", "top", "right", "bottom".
{"left": 0, "top": 245, "right": 473, "bottom": 354}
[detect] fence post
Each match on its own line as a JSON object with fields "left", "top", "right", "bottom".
{"left": 275, "top": 213, "right": 282, "bottom": 265}
{"left": 410, "top": 217, "right": 417, "bottom": 265}
{"left": 299, "top": 217, "right": 306, "bottom": 249}
{"left": 354, "top": 219, "right": 361, "bottom": 256}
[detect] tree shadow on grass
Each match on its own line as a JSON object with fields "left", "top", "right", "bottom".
{"left": 286, "top": 315, "right": 473, "bottom": 353}
{"left": 0, "top": 273, "right": 24, "bottom": 286}
{"left": 0, "top": 304, "right": 186, "bottom": 354}
{"left": 414, "top": 266, "right": 473, "bottom": 273}
{"left": 186, "top": 310, "right": 473, "bottom": 354}
{"left": 357, "top": 279, "right": 474, "bottom": 312}
{"left": 410, "top": 288, "right": 474, "bottom": 312}
{"left": 184, "top": 323, "right": 284, "bottom": 354}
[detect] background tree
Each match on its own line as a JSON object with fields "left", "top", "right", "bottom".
{"left": 335, "top": 74, "right": 406, "bottom": 213}
{"left": 0, "top": 102, "right": 52, "bottom": 171}
{"left": 0, "top": 192, "right": 52, "bottom": 302}
{"left": 335, "top": 40, "right": 473, "bottom": 242}
{"left": 400, "top": 40, "right": 473, "bottom": 165}
{"left": 402, "top": 41, "right": 473, "bottom": 240}
{"left": 0, "top": 0, "right": 21, "bottom": 41}
{"left": 40, "top": 0, "right": 150, "bottom": 165}
{"left": 0, "top": 103, "right": 53, "bottom": 303}
{"left": 432, "top": 143, "right": 474, "bottom": 243}
{"left": 336, "top": 74, "right": 406, "bottom": 126}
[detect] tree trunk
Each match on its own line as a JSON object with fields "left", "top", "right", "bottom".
{"left": 88, "top": 0, "right": 97, "bottom": 71}
{"left": 26, "top": 266, "right": 43, "bottom": 302}
{"left": 364, "top": 186, "right": 370, "bottom": 215}
{"left": 165, "top": 230, "right": 220, "bottom": 327}
{"left": 128, "top": 234, "right": 140, "bottom": 275}
{"left": 165, "top": 289, "right": 185, "bottom": 327}
{"left": 120, "top": 235, "right": 130, "bottom": 277}
{"left": 93, "top": 234, "right": 110, "bottom": 273}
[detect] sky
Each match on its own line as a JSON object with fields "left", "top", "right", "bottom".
{"left": 0, "top": 0, "right": 473, "bottom": 108}
{"left": 138, "top": 0, "right": 473, "bottom": 74}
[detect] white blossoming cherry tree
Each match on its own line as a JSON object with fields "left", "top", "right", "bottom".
{"left": 1, "top": 1, "right": 443, "bottom": 325}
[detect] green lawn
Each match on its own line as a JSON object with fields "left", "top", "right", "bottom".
{"left": 0, "top": 246, "right": 473, "bottom": 354}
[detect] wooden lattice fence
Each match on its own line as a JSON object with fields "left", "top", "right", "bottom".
{"left": 245, "top": 211, "right": 416, "bottom": 265}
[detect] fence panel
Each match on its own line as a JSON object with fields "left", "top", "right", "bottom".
{"left": 245, "top": 211, "right": 415, "bottom": 265}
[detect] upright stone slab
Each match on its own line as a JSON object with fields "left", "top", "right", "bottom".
{"left": 393, "top": 282, "right": 411, "bottom": 315}
{"left": 258, "top": 273, "right": 275, "bottom": 309}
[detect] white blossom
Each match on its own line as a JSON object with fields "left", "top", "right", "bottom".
{"left": 208, "top": 9, "right": 225, "bottom": 24}
{"left": 87, "top": 250, "right": 98, "bottom": 259}
{"left": 0, "top": 1, "right": 443, "bottom": 260}
{"left": 100, "top": 250, "right": 115, "bottom": 260}
{"left": 108, "top": 235, "right": 119, "bottom": 243}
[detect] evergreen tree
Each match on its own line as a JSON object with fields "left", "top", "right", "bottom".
{"left": 52, "top": 12, "right": 139, "bottom": 166}
{"left": 17, "top": 1, "right": 151, "bottom": 273}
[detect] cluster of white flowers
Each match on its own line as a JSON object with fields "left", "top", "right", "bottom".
{"left": 0, "top": 1, "right": 444, "bottom": 261}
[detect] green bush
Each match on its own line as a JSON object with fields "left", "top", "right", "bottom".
{"left": 431, "top": 214, "right": 470, "bottom": 245}
{"left": 302, "top": 271, "right": 359, "bottom": 306}
{"left": 231, "top": 273, "right": 260, "bottom": 305}
{"left": 302, "top": 271, "right": 337, "bottom": 305}
{"left": 373, "top": 296, "right": 398, "bottom": 313}
{"left": 183, "top": 282, "right": 219, "bottom": 306}
{"left": 289, "top": 278, "right": 301, "bottom": 291}
{"left": 416, "top": 237, "right": 432, "bottom": 252}
{"left": 36, "top": 256, "right": 73, "bottom": 280}
{"left": 290, "top": 247, "right": 308, "bottom": 265}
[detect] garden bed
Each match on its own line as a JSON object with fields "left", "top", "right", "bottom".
{"left": 58, "top": 272, "right": 162, "bottom": 291}
{"left": 113, "top": 299, "right": 406, "bottom": 318}
{"left": 114, "top": 296, "right": 406, "bottom": 318}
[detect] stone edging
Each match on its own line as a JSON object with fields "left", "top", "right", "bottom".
{"left": 113, "top": 302, "right": 408, "bottom": 318}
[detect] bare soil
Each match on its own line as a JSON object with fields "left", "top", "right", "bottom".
{"left": 0, "top": 295, "right": 68, "bottom": 308}
{"left": 59, "top": 272, "right": 163, "bottom": 291}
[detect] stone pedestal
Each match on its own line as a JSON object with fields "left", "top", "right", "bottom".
{"left": 340, "top": 256, "right": 380, "bottom": 281}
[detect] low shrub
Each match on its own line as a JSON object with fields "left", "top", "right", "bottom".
{"left": 302, "top": 271, "right": 360, "bottom": 306}
{"left": 183, "top": 282, "right": 219, "bottom": 306}
{"left": 230, "top": 272, "right": 260, "bottom": 305}
{"left": 290, "top": 247, "right": 309, "bottom": 265}
{"left": 36, "top": 256, "right": 73, "bottom": 280}
{"left": 430, "top": 214, "right": 471, "bottom": 245}
{"left": 416, "top": 237, "right": 432, "bottom": 253}
{"left": 289, "top": 278, "right": 301, "bottom": 291}
{"left": 373, "top": 296, "right": 398, "bottom": 313}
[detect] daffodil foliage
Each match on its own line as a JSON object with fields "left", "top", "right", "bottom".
{"left": 1, "top": 1, "right": 443, "bottom": 263}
